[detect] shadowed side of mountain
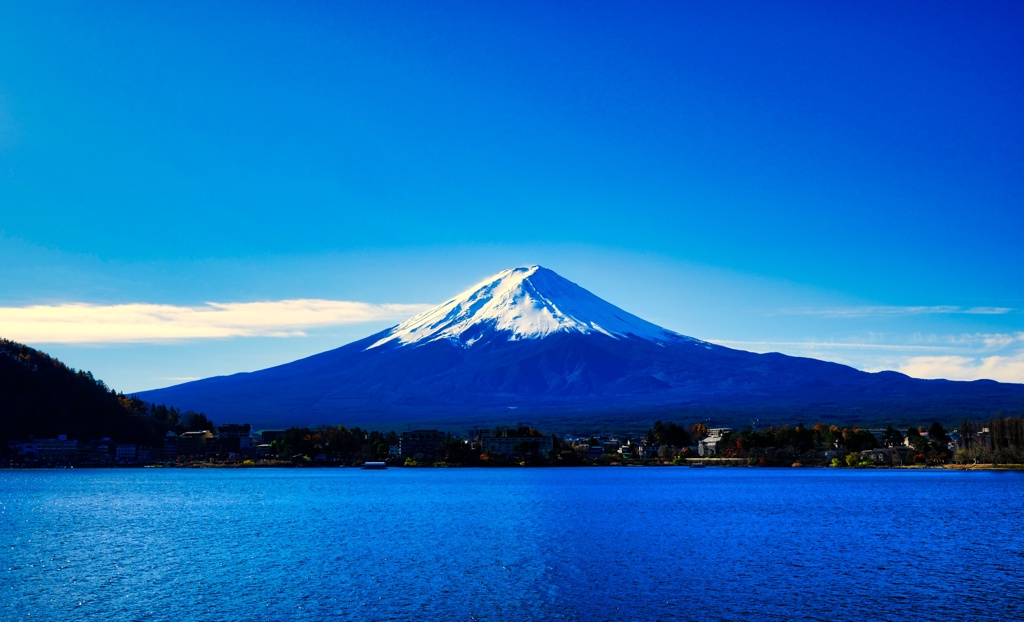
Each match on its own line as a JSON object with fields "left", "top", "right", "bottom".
{"left": 136, "top": 330, "right": 1024, "bottom": 431}
{"left": 135, "top": 266, "right": 1024, "bottom": 431}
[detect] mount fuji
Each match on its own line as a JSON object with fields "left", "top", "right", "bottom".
{"left": 137, "top": 266, "right": 1024, "bottom": 431}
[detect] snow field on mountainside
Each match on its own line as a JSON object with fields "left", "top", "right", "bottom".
{"left": 368, "top": 265, "right": 701, "bottom": 350}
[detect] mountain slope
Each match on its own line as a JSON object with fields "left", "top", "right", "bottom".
{"left": 136, "top": 266, "right": 1024, "bottom": 431}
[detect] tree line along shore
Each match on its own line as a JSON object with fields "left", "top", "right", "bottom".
{"left": 6, "top": 417, "right": 1024, "bottom": 470}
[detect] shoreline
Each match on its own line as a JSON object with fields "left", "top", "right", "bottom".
{"left": 4, "top": 462, "right": 1024, "bottom": 471}
{"left": 941, "top": 463, "right": 1024, "bottom": 471}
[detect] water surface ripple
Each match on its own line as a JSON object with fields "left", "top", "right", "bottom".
{"left": 1, "top": 468, "right": 1020, "bottom": 621}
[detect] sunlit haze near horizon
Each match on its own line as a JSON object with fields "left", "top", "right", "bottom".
{"left": 1, "top": 1, "right": 1022, "bottom": 392}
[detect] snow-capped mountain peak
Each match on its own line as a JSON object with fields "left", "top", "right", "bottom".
{"left": 367, "top": 265, "right": 698, "bottom": 350}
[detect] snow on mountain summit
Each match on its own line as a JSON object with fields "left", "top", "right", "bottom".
{"left": 367, "top": 265, "right": 699, "bottom": 350}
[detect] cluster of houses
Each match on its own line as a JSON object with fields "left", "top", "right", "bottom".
{"left": 5, "top": 435, "right": 136, "bottom": 467}
{"left": 4, "top": 423, "right": 973, "bottom": 467}
{"left": 393, "top": 428, "right": 556, "bottom": 463}
{"left": 396, "top": 425, "right": 969, "bottom": 465}
{"left": 858, "top": 429, "right": 969, "bottom": 465}
{"left": 4, "top": 424, "right": 287, "bottom": 467}
{"left": 6, "top": 426, "right": 639, "bottom": 466}
{"left": 397, "top": 427, "right": 679, "bottom": 463}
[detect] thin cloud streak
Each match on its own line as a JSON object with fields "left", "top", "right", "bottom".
{"left": 780, "top": 305, "right": 1015, "bottom": 318}
{"left": 710, "top": 334, "right": 1024, "bottom": 383}
{"left": 713, "top": 332, "right": 1024, "bottom": 354}
{"left": 0, "top": 299, "right": 432, "bottom": 344}
{"left": 707, "top": 340, "right": 961, "bottom": 353}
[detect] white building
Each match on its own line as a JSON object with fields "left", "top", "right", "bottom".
{"left": 697, "top": 428, "right": 733, "bottom": 457}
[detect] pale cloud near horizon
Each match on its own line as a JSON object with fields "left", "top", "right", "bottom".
{"left": 711, "top": 332, "right": 1024, "bottom": 384}
{"left": 713, "top": 332, "right": 1024, "bottom": 353}
{"left": 0, "top": 299, "right": 432, "bottom": 344}
{"left": 708, "top": 339, "right": 960, "bottom": 353}
{"left": 896, "top": 355, "right": 1024, "bottom": 384}
{"left": 781, "top": 305, "right": 1015, "bottom": 318}
{"left": 5, "top": 300, "right": 1022, "bottom": 384}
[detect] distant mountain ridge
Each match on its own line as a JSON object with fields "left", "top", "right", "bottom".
{"left": 136, "top": 266, "right": 1024, "bottom": 432}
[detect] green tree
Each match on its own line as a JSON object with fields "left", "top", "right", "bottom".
{"left": 882, "top": 425, "right": 904, "bottom": 447}
{"left": 928, "top": 422, "right": 951, "bottom": 447}
{"left": 513, "top": 439, "right": 543, "bottom": 462}
{"left": 439, "top": 438, "right": 477, "bottom": 465}
{"left": 177, "top": 411, "right": 214, "bottom": 434}
{"left": 843, "top": 428, "right": 878, "bottom": 453}
{"left": 689, "top": 422, "right": 709, "bottom": 441}
{"left": 646, "top": 420, "right": 692, "bottom": 447}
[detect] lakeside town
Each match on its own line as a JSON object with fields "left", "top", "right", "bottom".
{"left": 5, "top": 415, "right": 1024, "bottom": 469}
{"left": 6, "top": 339, "right": 1024, "bottom": 471}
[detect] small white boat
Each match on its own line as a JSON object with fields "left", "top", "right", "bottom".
{"left": 361, "top": 461, "right": 388, "bottom": 470}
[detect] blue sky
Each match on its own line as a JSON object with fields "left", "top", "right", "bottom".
{"left": 1, "top": 1, "right": 1022, "bottom": 392}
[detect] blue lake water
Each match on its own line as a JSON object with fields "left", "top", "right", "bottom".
{"left": 1, "top": 467, "right": 1022, "bottom": 621}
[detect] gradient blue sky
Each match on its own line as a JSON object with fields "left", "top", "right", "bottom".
{"left": 2, "top": 1, "right": 1022, "bottom": 392}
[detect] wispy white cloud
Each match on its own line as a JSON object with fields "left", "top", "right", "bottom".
{"left": 708, "top": 339, "right": 958, "bottom": 352}
{"left": 710, "top": 332, "right": 1024, "bottom": 383}
{"left": 897, "top": 355, "right": 1024, "bottom": 384}
{"left": 780, "top": 305, "right": 1015, "bottom": 318}
{"left": 688, "top": 332, "right": 1024, "bottom": 355}
{"left": 0, "top": 299, "right": 432, "bottom": 344}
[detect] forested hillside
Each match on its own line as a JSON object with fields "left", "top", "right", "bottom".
{"left": 0, "top": 338, "right": 208, "bottom": 445}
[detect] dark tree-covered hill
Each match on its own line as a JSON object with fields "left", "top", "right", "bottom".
{"left": 0, "top": 338, "right": 201, "bottom": 446}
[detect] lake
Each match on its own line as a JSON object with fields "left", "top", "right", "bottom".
{"left": 1, "top": 467, "right": 1021, "bottom": 621}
